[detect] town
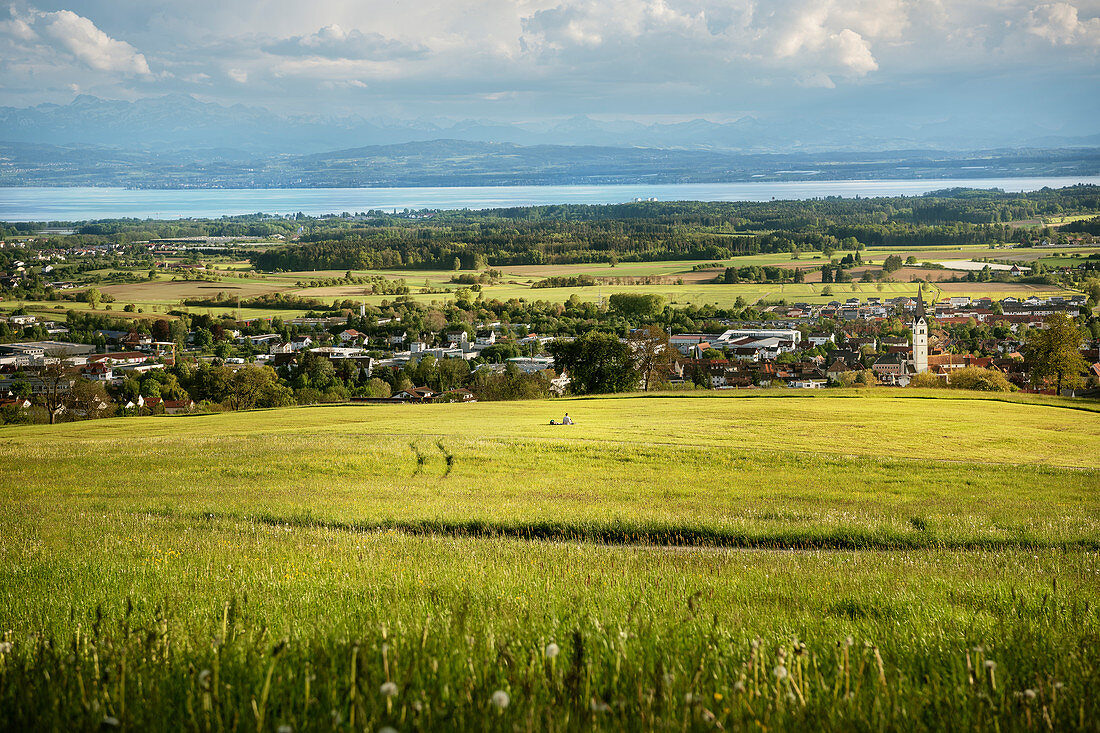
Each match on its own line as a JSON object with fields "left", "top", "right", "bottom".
{"left": 1, "top": 285, "right": 1095, "bottom": 423}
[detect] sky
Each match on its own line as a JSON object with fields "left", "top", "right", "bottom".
{"left": 0, "top": 0, "right": 1098, "bottom": 134}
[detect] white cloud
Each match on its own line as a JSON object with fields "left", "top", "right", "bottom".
{"left": 265, "top": 23, "right": 427, "bottom": 60}
{"left": 1027, "top": 3, "right": 1100, "bottom": 46}
{"left": 227, "top": 68, "right": 248, "bottom": 83}
{"left": 38, "top": 9, "right": 150, "bottom": 74}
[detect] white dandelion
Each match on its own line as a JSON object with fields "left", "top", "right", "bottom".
{"left": 0, "top": 642, "right": 12, "bottom": 654}
{"left": 545, "top": 643, "right": 560, "bottom": 659}
{"left": 491, "top": 690, "right": 510, "bottom": 709}
{"left": 984, "top": 660, "right": 997, "bottom": 671}
{"left": 1024, "top": 689, "right": 1036, "bottom": 700}
{"left": 380, "top": 682, "right": 398, "bottom": 697}
{"left": 774, "top": 664, "right": 788, "bottom": 680}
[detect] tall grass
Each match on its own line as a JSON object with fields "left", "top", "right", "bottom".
{"left": 1, "top": 393, "right": 1097, "bottom": 729}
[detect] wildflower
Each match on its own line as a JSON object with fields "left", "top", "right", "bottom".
{"left": 984, "top": 660, "right": 997, "bottom": 671}
{"left": 545, "top": 642, "right": 560, "bottom": 659}
{"left": 0, "top": 642, "right": 11, "bottom": 654}
{"left": 1024, "top": 689, "right": 1037, "bottom": 700}
{"left": 1054, "top": 682, "right": 1064, "bottom": 690}
{"left": 714, "top": 692, "right": 723, "bottom": 702}
{"left": 733, "top": 681, "right": 745, "bottom": 693}
{"left": 491, "top": 690, "right": 510, "bottom": 709}
{"left": 774, "top": 664, "right": 788, "bottom": 680}
{"left": 102, "top": 716, "right": 120, "bottom": 728}
{"left": 845, "top": 636, "right": 854, "bottom": 647}
{"left": 380, "top": 682, "right": 398, "bottom": 697}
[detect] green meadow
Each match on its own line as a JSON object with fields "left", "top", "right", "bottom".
{"left": 2, "top": 392, "right": 1099, "bottom": 730}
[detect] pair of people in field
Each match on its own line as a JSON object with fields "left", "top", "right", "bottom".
{"left": 550, "top": 413, "right": 573, "bottom": 425}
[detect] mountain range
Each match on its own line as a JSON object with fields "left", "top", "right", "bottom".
{"left": 1, "top": 95, "right": 1099, "bottom": 188}
{"left": 3, "top": 94, "right": 1100, "bottom": 155}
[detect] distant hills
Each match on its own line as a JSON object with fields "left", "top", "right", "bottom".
{"left": 1, "top": 94, "right": 1099, "bottom": 188}
{"left": 4, "top": 94, "right": 1100, "bottom": 155}
{"left": 2, "top": 139, "right": 1099, "bottom": 189}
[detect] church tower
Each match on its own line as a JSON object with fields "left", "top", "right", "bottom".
{"left": 912, "top": 285, "right": 928, "bottom": 374}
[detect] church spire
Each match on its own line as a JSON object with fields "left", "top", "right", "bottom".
{"left": 915, "top": 285, "right": 926, "bottom": 320}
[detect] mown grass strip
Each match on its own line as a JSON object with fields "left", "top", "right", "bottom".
{"left": 154, "top": 508, "right": 1100, "bottom": 552}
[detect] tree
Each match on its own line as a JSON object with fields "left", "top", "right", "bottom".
{"left": 547, "top": 332, "right": 636, "bottom": 395}
{"left": 32, "top": 360, "right": 75, "bottom": 424}
{"left": 883, "top": 255, "right": 903, "bottom": 273}
{"left": 1022, "top": 313, "right": 1089, "bottom": 395}
{"left": 946, "top": 367, "right": 1014, "bottom": 392}
{"left": 84, "top": 288, "right": 101, "bottom": 310}
{"left": 224, "top": 365, "right": 283, "bottom": 410}
{"left": 68, "top": 379, "right": 113, "bottom": 419}
{"left": 608, "top": 293, "right": 664, "bottom": 321}
{"left": 628, "top": 326, "right": 673, "bottom": 391}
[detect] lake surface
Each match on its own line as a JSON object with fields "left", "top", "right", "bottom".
{"left": 2, "top": 177, "right": 1098, "bottom": 222}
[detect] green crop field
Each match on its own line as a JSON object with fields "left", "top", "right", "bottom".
{"left": 2, "top": 391, "right": 1099, "bottom": 730}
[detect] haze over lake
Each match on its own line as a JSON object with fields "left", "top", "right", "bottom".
{"left": 4, "top": 177, "right": 1100, "bottom": 222}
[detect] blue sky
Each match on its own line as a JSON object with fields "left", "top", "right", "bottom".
{"left": 0, "top": 0, "right": 1098, "bottom": 134}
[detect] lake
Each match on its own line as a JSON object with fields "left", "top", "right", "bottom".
{"left": 2, "top": 177, "right": 1099, "bottom": 221}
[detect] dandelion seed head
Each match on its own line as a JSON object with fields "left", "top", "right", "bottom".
{"left": 380, "top": 682, "right": 398, "bottom": 697}
{"left": 1024, "top": 689, "right": 1036, "bottom": 699}
{"left": 545, "top": 642, "right": 559, "bottom": 659}
{"left": 491, "top": 690, "right": 510, "bottom": 709}
{"left": 0, "top": 642, "right": 11, "bottom": 654}
{"left": 733, "top": 681, "right": 745, "bottom": 693}
{"left": 774, "top": 664, "right": 788, "bottom": 680}
{"left": 985, "top": 660, "right": 997, "bottom": 670}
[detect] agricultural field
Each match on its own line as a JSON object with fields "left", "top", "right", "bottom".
{"left": 1, "top": 391, "right": 1098, "bottom": 730}
{"left": 2, "top": 240, "right": 1088, "bottom": 321}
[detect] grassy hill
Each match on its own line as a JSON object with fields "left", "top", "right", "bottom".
{"left": 2, "top": 391, "right": 1098, "bottom": 730}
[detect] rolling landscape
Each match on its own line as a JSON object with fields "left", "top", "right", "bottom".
{"left": 3, "top": 0, "right": 1100, "bottom": 729}
{"left": 2, "top": 392, "right": 1098, "bottom": 730}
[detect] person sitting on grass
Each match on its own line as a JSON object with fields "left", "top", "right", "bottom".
{"left": 562, "top": 413, "right": 573, "bottom": 425}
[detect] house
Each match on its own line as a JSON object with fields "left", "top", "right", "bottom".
{"left": 163, "top": 399, "right": 196, "bottom": 414}
{"left": 475, "top": 330, "right": 497, "bottom": 346}
{"left": 550, "top": 370, "right": 572, "bottom": 396}
{"left": 807, "top": 333, "right": 835, "bottom": 348}
{"left": 435, "top": 388, "right": 477, "bottom": 403}
{"left": 393, "top": 386, "right": 437, "bottom": 402}
{"left": 338, "top": 329, "right": 365, "bottom": 343}
{"left": 826, "top": 359, "right": 854, "bottom": 382}
{"left": 245, "top": 334, "right": 282, "bottom": 347}
{"left": 872, "top": 352, "right": 915, "bottom": 386}
{"left": 81, "top": 362, "right": 113, "bottom": 382}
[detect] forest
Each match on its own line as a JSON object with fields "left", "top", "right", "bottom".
{"left": 246, "top": 186, "right": 1100, "bottom": 270}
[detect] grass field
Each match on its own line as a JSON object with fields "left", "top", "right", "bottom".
{"left": 2, "top": 391, "right": 1099, "bottom": 730}
{"left": 6, "top": 241, "right": 1088, "bottom": 320}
